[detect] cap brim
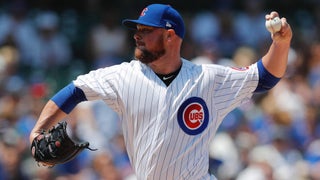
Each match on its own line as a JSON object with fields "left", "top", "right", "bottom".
{"left": 122, "top": 19, "right": 163, "bottom": 29}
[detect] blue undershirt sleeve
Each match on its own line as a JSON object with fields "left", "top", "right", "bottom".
{"left": 51, "top": 82, "right": 87, "bottom": 114}
{"left": 254, "top": 60, "right": 281, "bottom": 93}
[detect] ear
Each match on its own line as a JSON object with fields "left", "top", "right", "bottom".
{"left": 166, "top": 29, "right": 176, "bottom": 40}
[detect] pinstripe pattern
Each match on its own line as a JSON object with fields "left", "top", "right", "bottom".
{"left": 73, "top": 59, "right": 259, "bottom": 179}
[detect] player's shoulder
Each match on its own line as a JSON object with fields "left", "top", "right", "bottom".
{"left": 118, "top": 60, "right": 144, "bottom": 69}
{"left": 80, "top": 60, "right": 139, "bottom": 79}
{"left": 184, "top": 58, "right": 226, "bottom": 72}
{"left": 97, "top": 60, "right": 141, "bottom": 71}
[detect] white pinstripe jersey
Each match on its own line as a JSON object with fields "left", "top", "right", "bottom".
{"left": 73, "top": 59, "right": 259, "bottom": 180}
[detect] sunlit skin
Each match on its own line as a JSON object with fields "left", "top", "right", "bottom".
{"left": 262, "top": 11, "right": 292, "bottom": 78}
{"left": 133, "top": 24, "right": 183, "bottom": 75}
{"left": 134, "top": 25, "right": 166, "bottom": 64}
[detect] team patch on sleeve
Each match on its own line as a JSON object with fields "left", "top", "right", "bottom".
{"left": 231, "top": 66, "right": 249, "bottom": 71}
{"left": 177, "top": 97, "right": 209, "bottom": 135}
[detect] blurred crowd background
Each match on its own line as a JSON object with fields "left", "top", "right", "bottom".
{"left": 0, "top": 0, "right": 319, "bottom": 179}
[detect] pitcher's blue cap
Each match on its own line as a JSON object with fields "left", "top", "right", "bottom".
{"left": 122, "top": 4, "right": 185, "bottom": 39}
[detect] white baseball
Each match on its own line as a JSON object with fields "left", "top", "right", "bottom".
{"left": 265, "top": 17, "right": 282, "bottom": 33}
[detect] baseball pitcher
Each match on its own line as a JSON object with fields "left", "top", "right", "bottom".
{"left": 29, "top": 3, "right": 292, "bottom": 180}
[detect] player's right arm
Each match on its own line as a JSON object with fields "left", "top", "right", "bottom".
{"left": 30, "top": 61, "right": 126, "bottom": 145}
{"left": 29, "top": 100, "right": 66, "bottom": 142}
{"left": 29, "top": 82, "right": 87, "bottom": 144}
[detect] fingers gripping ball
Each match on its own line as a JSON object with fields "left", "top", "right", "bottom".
{"left": 265, "top": 17, "right": 282, "bottom": 34}
{"left": 31, "top": 121, "right": 97, "bottom": 167}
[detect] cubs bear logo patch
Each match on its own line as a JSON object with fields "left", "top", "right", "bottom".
{"left": 177, "top": 97, "right": 209, "bottom": 135}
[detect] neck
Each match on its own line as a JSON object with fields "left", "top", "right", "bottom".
{"left": 148, "top": 35, "right": 183, "bottom": 75}
{"left": 148, "top": 56, "right": 182, "bottom": 75}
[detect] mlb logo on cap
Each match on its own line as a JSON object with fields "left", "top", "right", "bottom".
{"left": 122, "top": 4, "right": 185, "bottom": 39}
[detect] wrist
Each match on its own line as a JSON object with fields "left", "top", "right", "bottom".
{"left": 29, "top": 131, "right": 43, "bottom": 144}
{"left": 272, "top": 41, "right": 291, "bottom": 51}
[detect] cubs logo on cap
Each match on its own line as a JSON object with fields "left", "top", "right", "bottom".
{"left": 140, "top": 7, "right": 148, "bottom": 17}
{"left": 122, "top": 4, "right": 185, "bottom": 39}
{"left": 177, "top": 97, "right": 209, "bottom": 135}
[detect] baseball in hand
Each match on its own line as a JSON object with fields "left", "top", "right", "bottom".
{"left": 265, "top": 17, "right": 282, "bottom": 34}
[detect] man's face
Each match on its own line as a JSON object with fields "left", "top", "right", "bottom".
{"left": 134, "top": 25, "right": 166, "bottom": 64}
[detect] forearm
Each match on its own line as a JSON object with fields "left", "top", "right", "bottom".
{"left": 30, "top": 82, "right": 88, "bottom": 143}
{"left": 262, "top": 41, "right": 290, "bottom": 78}
{"left": 30, "top": 100, "right": 67, "bottom": 142}
{"left": 262, "top": 11, "right": 292, "bottom": 78}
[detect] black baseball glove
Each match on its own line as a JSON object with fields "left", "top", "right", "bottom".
{"left": 31, "top": 121, "right": 96, "bottom": 167}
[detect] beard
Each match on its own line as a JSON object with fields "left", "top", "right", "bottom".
{"left": 134, "top": 36, "right": 166, "bottom": 64}
{"left": 135, "top": 48, "right": 165, "bottom": 64}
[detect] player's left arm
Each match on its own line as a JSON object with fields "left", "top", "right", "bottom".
{"left": 261, "top": 11, "right": 292, "bottom": 78}
{"left": 255, "top": 11, "right": 292, "bottom": 92}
